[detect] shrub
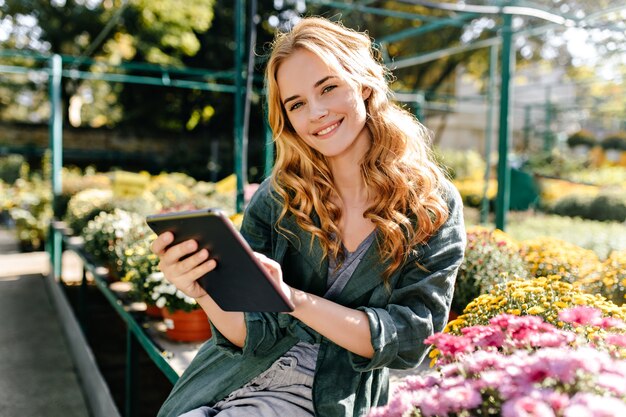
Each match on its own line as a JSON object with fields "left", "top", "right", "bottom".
{"left": 523, "top": 149, "right": 587, "bottom": 178}
{"left": 566, "top": 129, "right": 597, "bottom": 148}
{"left": 453, "top": 226, "right": 528, "bottom": 313}
{"left": 520, "top": 237, "right": 600, "bottom": 284}
{"left": 548, "top": 192, "right": 595, "bottom": 219}
{"left": 588, "top": 189, "right": 626, "bottom": 222}
{"left": 547, "top": 188, "right": 626, "bottom": 223}
{"left": 0, "top": 154, "right": 27, "bottom": 184}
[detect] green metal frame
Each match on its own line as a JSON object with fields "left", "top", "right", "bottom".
{"left": 55, "top": 227, "right": 180, "bottom": 417}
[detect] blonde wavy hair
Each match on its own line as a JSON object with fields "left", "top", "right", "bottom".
{"left": 265, "top": 17, "right": 449, "bottom": 281}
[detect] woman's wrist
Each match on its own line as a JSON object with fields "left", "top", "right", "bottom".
{"left": 288, "top": 288, "right": 314, "bottom": 318}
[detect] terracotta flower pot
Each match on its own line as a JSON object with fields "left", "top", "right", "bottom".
{"left": 161, "top": 308, "right": 212, "bottom": 342}
{"left": 448, "top": 309, "right": 459, "bottom": 322}
{"left": 145, "top": 303, "right": 163, "bottom": 318}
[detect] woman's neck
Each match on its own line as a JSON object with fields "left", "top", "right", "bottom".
{"left": 328, "top": 129, "right": 372, "bottom": 204}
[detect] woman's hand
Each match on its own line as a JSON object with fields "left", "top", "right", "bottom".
{"left": 253, "top": 252, "right": 294, "bottom": 305}
{"left": 150, "top": 231, "right": 217, "bottom": 300}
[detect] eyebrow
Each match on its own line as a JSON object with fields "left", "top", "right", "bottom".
{"left": 282, "top": 76, "right": 338, "bottom": 106}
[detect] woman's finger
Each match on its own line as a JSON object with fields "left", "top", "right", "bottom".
{"left": 173, "top": 259, "right": 218, "bottom": 297}
{"left": 177, "top": 248, "right": 211, "bottom": 275}
{"left": 151, "top": 231, "right": 174, "bottom": 255}
{"left": 161, "top": 239, "right": 198, "bottom": 266}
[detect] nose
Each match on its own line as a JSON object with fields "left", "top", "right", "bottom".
{"left": 309, "top": 100, "right": 328, "bottom": 121}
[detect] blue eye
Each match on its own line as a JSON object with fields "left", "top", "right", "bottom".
{"left": 322, "top": 85, "right": 337, "bottom": 94}
{"left": 290, "top": 102, "right": 303, "bottom": 111}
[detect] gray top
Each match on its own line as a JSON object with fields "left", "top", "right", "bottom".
{"left": 284, "top": 231, "right": 377, "bottom": 377}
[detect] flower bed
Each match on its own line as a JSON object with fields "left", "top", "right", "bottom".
{"left": 369, "top": 308, "right": 626, "bottom": 417}
{"left": 453, "top": 226, "right": 527, "bottom": 313}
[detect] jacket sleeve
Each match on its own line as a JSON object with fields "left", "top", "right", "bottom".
{"left": 210, "top": 178, "right": 289, "bottom": 357}
{"left": 349, "top": 181, "right": 466, "bottom": 371}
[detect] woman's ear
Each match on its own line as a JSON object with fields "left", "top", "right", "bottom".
{"left": 362, "top": 85, "right": 372, "bottom": 100}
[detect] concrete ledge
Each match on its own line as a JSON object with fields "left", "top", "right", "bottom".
{"left": 44, "top": 272, "right": 121, "bottom": 417}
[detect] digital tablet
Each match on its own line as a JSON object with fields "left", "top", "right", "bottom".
{"left": 146, "top": 208, "right": 294, "bottom": 312}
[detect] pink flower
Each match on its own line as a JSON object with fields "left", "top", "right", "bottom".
{"left": 369, "top": 390, "right": 416, "bottom": 417}
{"left": 566, "top": 393, "right": 626, "bottom": 417}
{"left": 502, "top": 396, "right": 556, "bottom": 417}
{"left": 525, "top": 330, "right": 575, "bottom": 349}
{"left": 461, "top": 325, "right": 506, "bottom": 348}
{"left": 424, "top": 333, "right": 473, "bottom": 358}
{"left": 604, "top": 333, "right": 626, "bottom": 347}
{"left": 596, "top": 373, "right": 626, "bottom": 396}
{"left": 593, "top": 316, "right": 626, "bottom": 330}
{"left": 396, "top": 374, "right": 438, "bottom": 392}
{"left": 558, "top": 306, "right": 602, "bottom": 326}
{"left": 463, "top": 350, "right": 506, "bottom": 374}
{"left": 440, "top": 383, "right": 482, "bottom": 413}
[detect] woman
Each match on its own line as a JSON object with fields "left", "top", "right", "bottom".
{"left": 153, "top": 17, "right": 465, "bottom": 417}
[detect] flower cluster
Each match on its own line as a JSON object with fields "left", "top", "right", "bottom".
{"left": 447, "top": 275, "right": 626, "bottom": 340}
{"left": 520, "top": 237, "right": 600, "bottom": 283}
{"left": 577, "top": 250, "right": 626, "bottom": 306}
{"left": 64, "top": 188, "right": 114, "bottom": 235}
{"left": 368, "top": 309, "right": 626, "bottom": 417}
{"left": 82, "top": 208, "right": 146, "bottom": 277}
{"left": 147, "top": 272, "right": 199, "bottom": 313}
{"left": 453, "top": 226, "right": 528, "bottom": 313}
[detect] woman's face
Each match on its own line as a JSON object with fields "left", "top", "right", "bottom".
{"left": 276, "top": 48, "right": 371, "bottom": 160}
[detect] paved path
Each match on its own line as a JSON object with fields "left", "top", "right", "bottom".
{"left": 0, "top": 228, "right": 90, "bottom": 417}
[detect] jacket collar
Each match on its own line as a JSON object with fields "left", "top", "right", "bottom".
{"left": 278, "top": 212, "right": 386, "bottom": 305}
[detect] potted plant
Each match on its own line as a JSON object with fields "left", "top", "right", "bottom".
{"left": 82, "top": 208, "right": 146, "bottom": 280}
{"left": 601, "top": 132, "right": 626, "bottom": 163}
{"left": 566, "top": 129, "right": 597, "bottom": 156}
{"left": 148, "top": 272, "right": 212, "bottom": 342}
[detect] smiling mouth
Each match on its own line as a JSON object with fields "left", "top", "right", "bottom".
{"left": 314, "top": 119, "right": 342, "bottom": 136}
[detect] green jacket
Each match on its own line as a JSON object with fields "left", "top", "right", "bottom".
{"left": 157, "top": 178, "right": 466, "bottom": 417}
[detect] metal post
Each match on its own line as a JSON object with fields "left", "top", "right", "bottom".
{"left": 481, "top": 44, "right": 498, "bottom": 225}
{"left": 49, "top": 54, "right": 63, "bottom": 279}
{"left": 413, "top": 92, "right": 425, "bottom": 121}
{"left": 544, "top": 86, "right": 552, "bottom": 151}
{"left": 78, "top": 266, "right": 88, "bottom": 331}
{"left": 234, "top": 0, "right": 246, "bottom": 212}
{"left": 125, "top": 329, "right": 139, "bottom": 417}
{"left": 523, "top": 105, "right": 531, "bottom": 151}
{"left": 495, "top": 10, "right": 513, "bottom": 231}
{"left": 263, "top": 113, "right": 274, "bottom": 178}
